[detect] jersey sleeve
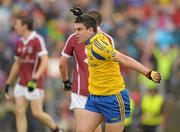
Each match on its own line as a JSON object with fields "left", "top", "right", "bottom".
{"left": 91, "top": 36, "right": 118, "bottom": 61}
{"left": 61, "top": 35, "right": 74, "bottom": 58}
{"left": 36, "top": 35, "right": 48, "bottom": 56}
{"left": 14, "top": 42, "right": 20, "bottom": 60}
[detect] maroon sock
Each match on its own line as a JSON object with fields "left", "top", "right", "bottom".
{"left": 52, "top": 126, "right": 64, "bottom": 132}
{"left": 52, "top": 126, "right": 59, "bottom": 132}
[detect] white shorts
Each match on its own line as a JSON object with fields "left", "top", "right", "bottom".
{"left": 69, "top": 93, "right": 87, "bottom": 110}
{"left": 14, "top": 83, "right": 44, "bottom": 100}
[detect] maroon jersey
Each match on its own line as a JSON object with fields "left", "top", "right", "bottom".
{"left": 15, "top": 31, "right": 48, "bottom": 89}
{"left": 62, "top": 32, "right": 114, "bottom": 96}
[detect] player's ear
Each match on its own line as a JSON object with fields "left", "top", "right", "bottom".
{"left": 88, "top": 27, "right": 94, "bottom": 33}
{"left": 23, "top": 24, "right": 28, "bottom": 30}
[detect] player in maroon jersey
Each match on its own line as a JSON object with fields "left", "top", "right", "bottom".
{"left": 59, "top": 8, "right": 114, "bottom": 132}
{"left": 4, "top": 15, "right": 63, "bottom": 132}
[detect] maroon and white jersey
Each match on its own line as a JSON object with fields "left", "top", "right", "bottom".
{"left": 15, "top": 31, "right": 48, "bottom": 89}
{"left": 62, "top": 31, "right": 114, "bottom": 96}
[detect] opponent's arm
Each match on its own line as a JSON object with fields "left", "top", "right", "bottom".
{"left": 5, "top": 58, "right": 20, "bottom": 98}
{"left": 6, "top": 58, "right": 20, "bottom": 85}
{"left": 59, "top": 56, "right": 68, "bottom": 81}
{"left": 27, "top": 54, "right": 48, "bottom": 92}
{"left": 33, "top": 54, "right": 48, "bottom": 80}
{"left": 59, "top": 56, "right": 72, "bottom": 91}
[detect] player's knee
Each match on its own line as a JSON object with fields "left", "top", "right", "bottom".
{"left": 15, "top": 108, "right": 26, "bottom": 117}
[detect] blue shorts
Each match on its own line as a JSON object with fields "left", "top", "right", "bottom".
{"left": 85, "top": 89, "right": 130, "bottom": 123}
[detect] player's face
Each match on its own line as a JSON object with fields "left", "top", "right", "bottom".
{"left": 74, "top": 23, "right": 92, "bottom": 43}
{"left": 14, "top": 19, "right": 25, "bottom": 35}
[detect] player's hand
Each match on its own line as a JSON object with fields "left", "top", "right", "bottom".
{"left": 27, "top": 79, "right": 37, "bottom": 92}
{"left": 146, "top": 71, "right": 161, "bottom": 83}
{"left": 63, "top": 79, "right": 72, "bottom": 91}
{"left": 4, "top": 84, "right": 10, "bottom": 100}
{"left": 0, "top": 84, "right": 10, "bottom": 101}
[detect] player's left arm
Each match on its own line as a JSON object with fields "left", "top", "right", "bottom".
{"left": 114, "top": 51, "right": 149, "bottom": 75}
{"left": 94, "top": 36, "right": 151, "bottom": 77}
{"left": 114, "top": 51, "right": 161, "bottom": 83}
{"left": 94, "top": 36, "right": 161, "bottom": 83}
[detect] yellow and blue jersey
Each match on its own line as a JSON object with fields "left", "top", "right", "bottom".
{"left": 86, "top": 33, "right": 125, "bottom": 95}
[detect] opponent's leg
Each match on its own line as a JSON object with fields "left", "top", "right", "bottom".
{"left": 15, "top": 96, "right": 28, "bottom": 132}
{"left": 30, "top": 98, "right": 59, "bottom": 131}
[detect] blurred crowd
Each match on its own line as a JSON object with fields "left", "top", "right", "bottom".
{"left": 0, "top": 0, "right": 179, "bottom": 132}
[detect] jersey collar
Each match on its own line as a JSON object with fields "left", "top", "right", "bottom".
{"left": 21, "top": 31, "right": 36, "bottom": 45}
{"left": 86, "top": 32, "right": 97, "bottom": 45}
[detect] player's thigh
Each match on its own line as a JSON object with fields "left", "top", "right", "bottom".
{"left": 77, "top": 109, "right": 103, "bottom": 132}
{"left": 30, "top": 97, "right": 44, "bottom": 114}
{"left": 71, "top": 93, "right": 87, "bottom": 121}
{"left": 15, "top": 96, "right": 28, "bottom": 114}
{"left": 74, "top": 108, "right": 103, "bottom": 132}
{"left": 105, "top": 121, "right": 124, "bottom": 132}
{"left": 74, "top": 108, "right": 84, "bottom": 122}
{"left": 27, "top": 89, "right": 44, "bottom": 112}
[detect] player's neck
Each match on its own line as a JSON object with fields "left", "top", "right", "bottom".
{"left": 22, "top": 30, "right": 33, "bottom": 40}
{"left": 97, "top": 26, "right": 102, "bottom": 33}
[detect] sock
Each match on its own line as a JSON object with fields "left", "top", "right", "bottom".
{"left": 52, "top": 126, "right": 59, "bottom": 132}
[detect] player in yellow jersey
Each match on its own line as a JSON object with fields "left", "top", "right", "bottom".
{"left": 72, "top": 13, "right": 161, "bottom": 132}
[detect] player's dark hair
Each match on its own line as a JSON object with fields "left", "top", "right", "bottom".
{"left": 70, "top": 7, "right": 83, "bottom": 16}
{"left": 88, "top": 10, "right": 102, "bottom": 26}
{"left": 18, "top": 15, "right": 33, "bottom": 31}
{"left": 75, "top": 15, "right": 97, "bottom": 32}
{"left": 71, "top": 7, "right": 97, "bottom": 32}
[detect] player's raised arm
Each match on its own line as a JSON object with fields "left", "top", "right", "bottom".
{"left": 114, "top": 51, "right": 161, "bottom": 83}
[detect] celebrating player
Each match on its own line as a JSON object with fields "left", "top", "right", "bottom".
{"left": 72, "top": 13, "right": 161, "bottom": 132}
{"left": 59, "top": 7, "right": 114, "bottom": 132}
